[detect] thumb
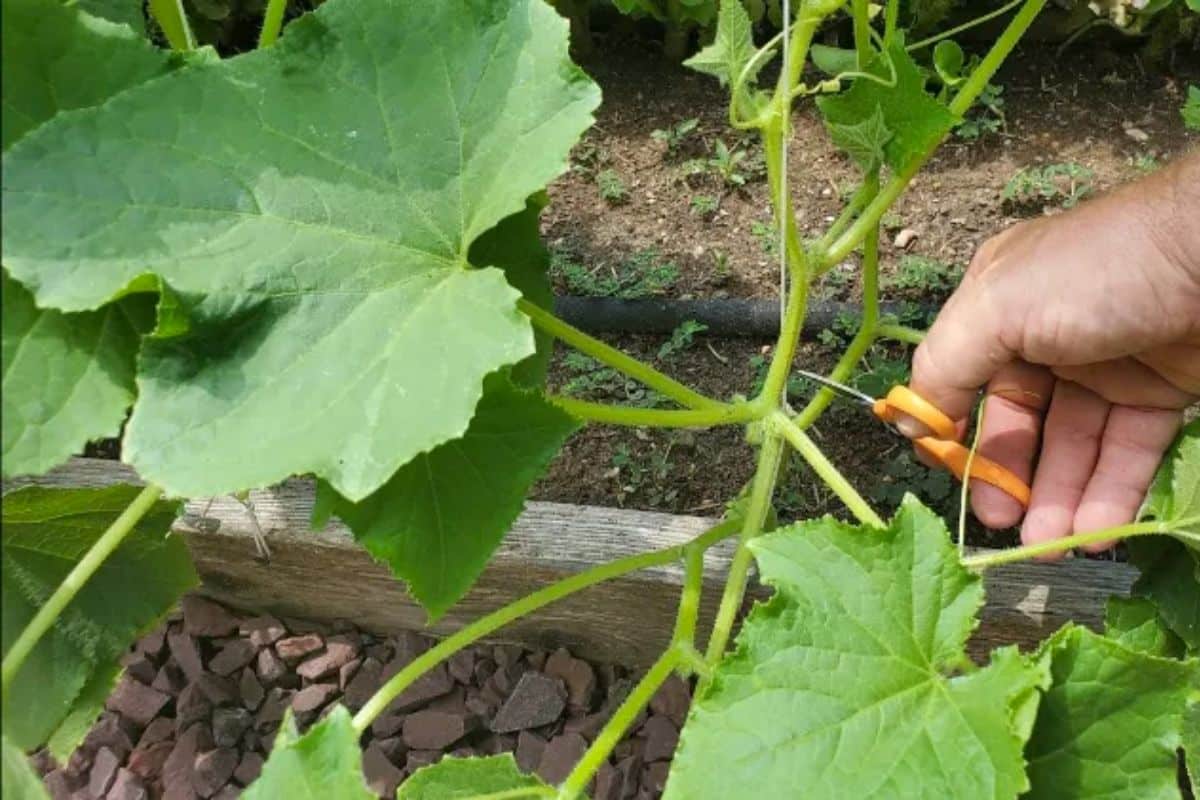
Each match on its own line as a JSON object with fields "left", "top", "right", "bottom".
{"left": 904, "top": 274, "right": 1016, "bottom": 432}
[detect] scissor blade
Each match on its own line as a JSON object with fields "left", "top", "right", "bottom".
{"left": 794, "top": 369, "right": 876, "bottom": 406}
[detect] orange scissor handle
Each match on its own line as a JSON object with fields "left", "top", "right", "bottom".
{"left": 913, "top": 437, "right": 1032, "bottom": 508}
{"left": 870, "top": 385, "right": 957, "bottom": 440}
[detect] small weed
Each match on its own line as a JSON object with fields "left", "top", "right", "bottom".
{"left": 1182, "top": 84, "right": 1200, "bottom": 131}
{"left": 651, "top": 117, "right": 700, "bottom": 155}
{"left": 690, "top": 194, "right": 719, "bottom": 216}
{"left": 869, "top": 450, "right": 957, "bottom": 517}
{"left": 658, "top": 320, "right": 707, "bottom": 361}
{"left": 610, "top": 441, "right": 678, "bottom": 507}
{"left": 711, "top": 250, "right": 732, "bottom": 285}
{"left": 813, "top": 266, "right": 851, "bottom": 301}
{"left": 1003, "top": 162, "right": 1094, "bottom": 210}
{"left": 571, "top": 140, "right": 602, "bottom": 176}
{"left": 750, "top": 220, "right": 778, "bottom": 254}
{"left": 708, "top": 139, "right": 748, "bottom": 188}
{"left": 596, "top": 168, "right": 627, "bottom": 205}
{"left": 561, "top": 352, "right": 667, "bottom": 407}
{"left": 748, "top": 352, "right": 814, "bottom": 398}
{"left": 882, "top": 255, "right": 962, "bottom": 298}
{"left": 853, "top": 348, "right": 911, "bottom": 398}
{"left": 1129, "top": 152, "right": 1159, "bottom": 173}
{"left": 550, "top": 248, "right": 680, "bottom": 299}
{"left": 956, "top": 82, "right": 1005, "bottom": 141}
{"left": 880, "top": 211, "right": 903, "bottom": 231}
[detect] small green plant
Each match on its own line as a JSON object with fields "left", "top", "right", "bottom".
{"left": 750, "top": 219, "right": 778, "bottom": 254}
{"left": 651, "top": 116, "right": 700, "bottom": 154}
{"left": 551, "top": 248, "right": 680, "bottom": 298}
{"left": 596, "top": 168, "right": 628, "bottom": 204}
{"left": 658, "top": 320, "right": 708, "bottom": 360}
{"left": 955, "top": 82, "right": 1005, "bottom": 140}
{"left": 561, "top": 353, "right": 666, "bottom": 407}
{"left": 708, "top": 139, "right": 748, "bottom": 187}
{"left": 1130, "top": 152, "right": 1160, "bottom": 173}
{"left": 711, "top": 249, "right": 732, "bottom": 285}
{"left": 883, "top": 255, "right": 963, "bottom": 297}
{"left": 1183, "top": 84, "right": 1200, "bottom": 131}
{"left": 1003, "top": 162, "right": 1095, "bottom": 209}
{"left": 690, "top": 194, "right": 720, "bottom": 215}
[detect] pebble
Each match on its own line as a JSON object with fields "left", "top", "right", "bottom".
{"left": 107, "top": 676, "right": 170, "bottom": 727}
{"left": 181, "top": 596, "right": 239, "bottom": 638}
{"left": 537, "top": 733, "right": 588, "bottom": 785}
{"left": 361, "top": 742, "right": 404, "bottom": 797}
{"left": 402, "top": 710, "right": 477, "bottom": 750}
{"left": 88, "top": 747, "right": 121, "bottom": 797}
{"left": 239, "top": 616, "right": 286, "bottom": 648}
{"left": 192, "top": 747, "right": 238, "bottom": 798}
{"left": 893, "top": 228, "right": 918, "bottom": 249}
{"left": 491, "top": 673, "right": 567, "bottom": 733}
{"left": 275, "top": 634, "right": 324, "bottom": 663}
{"left": 106, "top": 768, "right": 149, "bottom": 800}
{"left": 208, "top": 640, "right": 258, "bottom": 676}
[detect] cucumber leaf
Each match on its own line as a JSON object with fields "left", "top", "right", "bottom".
{"left": 242, "top": 707, "right": 373, "bottom": 799}
{"left": 665, "top": 497, "right": 1046, "bottom": 799}
{"left": 2, "top": 735, "right": 49, "bottom": 800}
{"left": 1, "top": 0, "right": 599, "bottom": 503}
{"left": 685, "top": 0, "right": 756, "bottom": 88}
{"left": 399, "top": 754, "right": 552, "bottom": 799}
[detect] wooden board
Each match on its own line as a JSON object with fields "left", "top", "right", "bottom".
{"left": 6, "top": 458, "right": 1137, "bottom": 666}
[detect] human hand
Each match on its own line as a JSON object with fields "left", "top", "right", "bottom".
{"left": 905, "top": 152, "right": 1200, "bottom": 557}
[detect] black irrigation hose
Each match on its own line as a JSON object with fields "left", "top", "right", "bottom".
{"left": 552, "top": 296, "right": 934, "bottom": 339}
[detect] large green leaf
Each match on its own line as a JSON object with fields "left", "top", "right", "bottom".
{"left": 1, "top": 485, "right": 194, "bottom": 750}
{"left": 2, "top": 0, "right": 600, "bottom": 503}
{"left": 685, "top": 0, "right": 756, "bottom": 87}
{"left": 1, "top": 0, "right": 169, "bottom": 150}
{"left": 816, "top": 40, "right": 958, "bottom": 172}
{"left": 1140, "top": 418, "right": 1200, "bottom": 545}
{"left": 1025, "top": 625, "right": 1196, "bottom": 799}
{"left": 1185, "top": 700, "right": 1199, "bottom": 794}
{"left": 2, "top": 274, "right": 145, "bottom": 478}
{"left": 665, "top": 498, "right": 1046, "bottom": 799}
{"left": 242, "top": 707, "right": 373, "bottom": 799}
{"left": 316, "top": 375, "right": 578, "bottom": 620}
{"left": 1105, "top": 596, "right": 1186, "bottom": 659}
{"left": 76, "top": 0, "right": 147, "bottom": 33}
{"left": 2, "top": 735, "right": 49, "bottom": 800}
{"left": 399, "top": 755, "right": 552, "bottom": 799}
{"left": 44, "top": 661, "right": 123, "bottom": 762}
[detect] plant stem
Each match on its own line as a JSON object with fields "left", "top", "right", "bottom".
{"left": 773, "top": 413, "right": 885, "bottom": 528}
{"left": 821, "top": 0, "right": 1046, "bottom": 267}
{"left": 852, "top": 0, "right": 873, "bottom": 67}
{"left": 548, "top": 396, "right": 760, "bottom": 429}
{"left": 672, "top": 545, "right": 706, "bottom": 647}
{"left": 702, "top": 430, "right": 785, "bottom": 669}
{"left": 884, "top": 0, "right": 899, "bottom": 44}
{"left": 906, "top": 0, "right": 1028, "bottom": 52}
{"left": 962, "top": 517, "right": 1200, "bottom": 570}
{"left": 518, "top": 298, "right": 723, "bottom": 412}
{"left": 258, "top": 0, "right": 288, "bottom": 48}
{"left": 875, "top": 323, "right": 926, "bottom": 345}
{"left": 147, "top": 0, "right": 195, "bottom": 51}
{"left": 1, "top": 484, "right": 164, "bottom": 701}
{"left": 351, "top": 516, "right": 741, "bottom": 732}
{"left": 817, "top": 183, "right": 872, "bottom": 255}
{"left": 557, "top": 650, "right": 680, "bottom": 799}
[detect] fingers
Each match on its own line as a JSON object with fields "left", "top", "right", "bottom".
{"left": 1019, "top": 381, "right": 1109, "bottom": 560}
{"left": 1073, "top": 406, "right": 1182, "bottom": 552}
{"left": 970, "top": 363, "right": 1055, "bottom": 529}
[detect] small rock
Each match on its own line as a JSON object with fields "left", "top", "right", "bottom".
{"left": 162, "top": 723, "right": 212, "bottom": 799}
{"left": 525, "top": 651, "right": 547, "bottom": 671}
{"left": 193, "top": 748, "right": 238, "bottom": 798}
{"left": 212, "top": 708, "right": 252, "bottom": 748}
{"left": 338, "top": 658, "right": 361, "bottom": 690}
{"left": 291, "top": 683, "right": 339, "bottom": 715}
{"left": 194, "top": 674, "right": 237, "bottom": 706}
{"left": 405, "top": 750, "right": 441, "bottom": 773}
{"left": 168, "top": 632, "right": 205, "bottom": 682}
{"left": 151, "top": 664, "right": 186, "bottom": 697}
{"left": 427, "top": 686, "right": 468, "bottom": 715}
{"left": 402, "top": 710, "right": 477, "bottom": 750}
{"left": 136, "top": 629, "right": 166, "bottom": 659}
{"left": 275, "top": 634, "right": 324, "bottom": 664}
{"left": 83, "top": 713, "right": 134, "bottom": 760}
{"left": 545, "top": 649, "right": 596, "bottom": 710}
{"left": 375, "top": 736, "right": 408, "bottom": 763}
{"left": 387, "top": 664, "right": 454, "bottom": 714}
{"left": 256, "top": 648, "right": 287, "bottom": 685}
{"left": 536, "top": 733, "right": 588, "bottom": 785}
{"left": 491, "top": 673, "right": 567, "bottom": 733}
{"left": 640, "top": 716, "right": 679, "bottom": 762}
{"left": 127, "top": 742, "right": 173, "bottom": 783}
{"left": 241, "top": 729, "right": 261, "bottom": 753}
{"left": 88, "top": 747, "right": 121, "bottom": 798}
{"left": 474, "top": 732, "right": 514, "bottom": 757}
{"left": 106, "top": 675, "right": 170, "bottom": 726}
{"left": 174, "top": 684, "right": 212, "bottom": 731}
{"left": 593, "top": 762, "right": 623, "bottom": 800}
{"left": 390, "top": 631, "right": 429, "bottom": 668}
{"left": 208, "top": 640, "right": 258, "bottom": 676}
{"left": 43, "top": 769, "right": 75, "bottom": 800}
{"left": 296, "top": 635, "right": 359, "bottom": 681}
{"left": 447, "top": 650, "right": 475, "bottom": 684}
{"left": 1125, "top": 126, "right": 1150, "bottom": 143}
{"left": 121, "top": 652, "right": 158, "bottom": 685}
{"left": 233, "top": 751, "right": 263, "bottom": 786}
{"left": 105, "top": 768, "right": 148, "bottom": 800}
{"left": 649, "top": 675, "right": 691, "bottom": 727}
{"left": 492, "top": 644, "right": 524, "bottom": 670}
{"left": 240, "top": 615, "right": 286, "bottom": 648}
{"left": 562, "top": 711, "right": 606, "bottom": 741}
{"left": 239, "top": 668, "right": 265, "bottom": 711}
{"left": 343, "top": 657, "right": 382, "bottom": 711}
{"left": 361, "top": 742, "right": 404, "bottom": 798}
{"left": 137, "top": 718, "right": 175, "bottom": 749}
{"left": 642, "top": 761, "right": 671, "bottom": 793}
{"left": 514, "top": 731, "right": 547, "bottom": 773}
{"left": 181, "top": 596, "right": 238, "bottom": 638}
{"left": 254, "top": 688, "right": 294, "bottom": 732}
{"left": 371, "top": 711, "right": 407, "bottom": 739}
{"left": 210, "top": 788, "right": 241, "bottom": 800}
{"left": 893, "top": 228, "right": 918, "bottom": 249}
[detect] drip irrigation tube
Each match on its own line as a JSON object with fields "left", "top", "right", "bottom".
{"left": 552, "top": 296, "right": 933, "bottom": 339}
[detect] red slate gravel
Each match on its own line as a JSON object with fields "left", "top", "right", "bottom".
{"left": 25, "top": 595, "right": 693, "bottom": 798}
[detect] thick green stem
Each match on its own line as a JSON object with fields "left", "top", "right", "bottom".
{"left": 822, "top": 0, "right": 1046, "bottom": 267}
{"left": 852, "top": 0, "right": 873, "bottom": 66}
{"left": 258, "top": 0, "right": 288, "bottom": 48}
{"left": 774, "top": 413, "right": 885, "bottom": 528}
{"left": 962, "top": 517, "right": 1200, "bottom": 570}
{"left": 1, "top": 484, "right": 165, "bottom": 700}
{"left": 351, "top": 516, "right": 740, "bottom": 732}
{"left": 672, "top": 545, "right": 706, "bottom": 647}
{"left": 703, "top": 431, "right": 785, "bottom": 668}
{"left": 548, "top": 396, "right": 760, "bottom": 429}
{"left": 147, "top": 0, "right": 195, "bottom": 51}
{"left": 557, "top": 651, "right": 679, "bottom": 799}
{"left": 876, "top": 323, "right": 926, "bottom": 345}
{"left": 884, "top": 0, "right": 899, "bottom": 44}
{"left": 519, "top": 298, "right": 722, "bottom": 411}
{"left": 818, "top": 183, "right": 872, "bottom": 254}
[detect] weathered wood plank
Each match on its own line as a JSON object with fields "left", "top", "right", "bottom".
{"left": 6, "top": 458, "right": 1137, "bottom": 665}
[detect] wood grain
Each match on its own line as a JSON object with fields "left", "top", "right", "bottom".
{"left": 6, "top": 458, "right": 1137, "bottom": 665}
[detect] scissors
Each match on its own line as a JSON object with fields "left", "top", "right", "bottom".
{"left": 795, "top": 370, "right": 1032, "bottom": 507}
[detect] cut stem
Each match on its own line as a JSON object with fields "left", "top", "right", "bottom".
{"left": 519, "top": 298, "right": 723, "bottom": 411}
{"left": 351, "top": 516, "right": 741, "bottom": 732}
{"left": 962, "top": 517, "right": 1200, "bottom": 570}
{"left": 548, "top": 396, "right": 760, "bottom": 429}
{"left": 876, "top": 323, "right": 926, "bottom": 345}
{"left": 1, "top": 484, "right": 165, "bottom": 701}
{"left": 774, "top": 413, "right": 885, "bottom": 528}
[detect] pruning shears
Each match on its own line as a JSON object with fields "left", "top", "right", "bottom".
{"left": 795, "top": 370, "right": 1032, "bottom": 508}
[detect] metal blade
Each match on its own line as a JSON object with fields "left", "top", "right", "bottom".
{"left": 794, "top": 369, "right": 876, "bottom": 406}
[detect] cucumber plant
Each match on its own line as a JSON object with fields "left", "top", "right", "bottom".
{"left": 2, "top": 0, "right": 1198, "bottom": 799}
